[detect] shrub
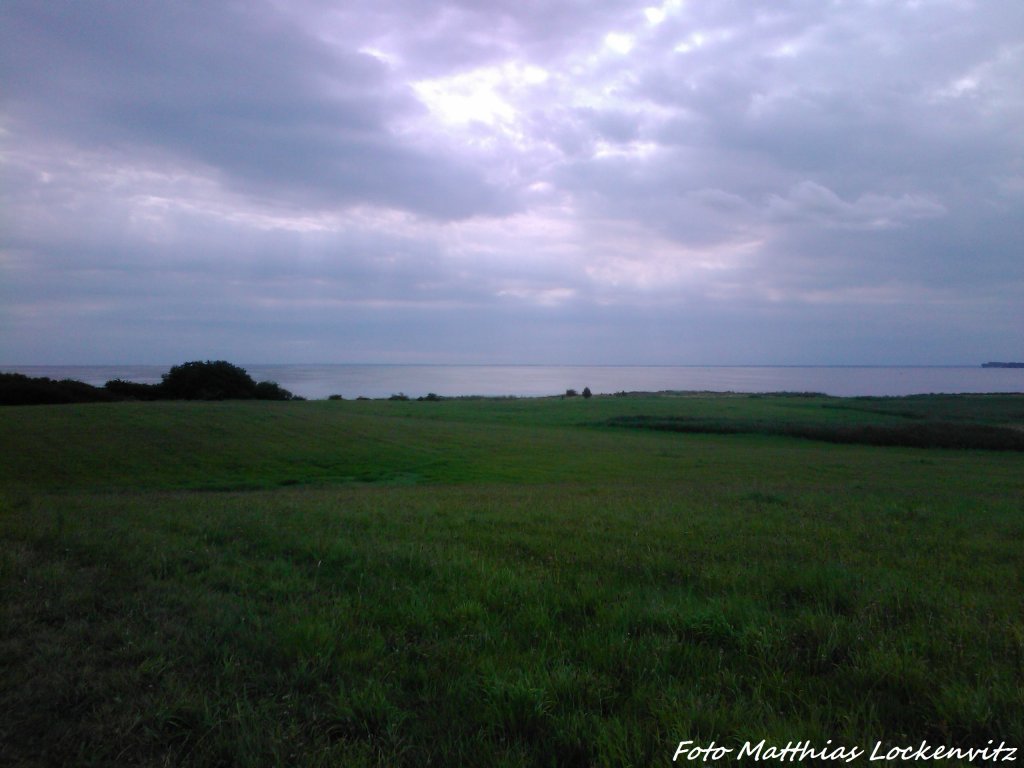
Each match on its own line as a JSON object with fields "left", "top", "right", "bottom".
{"left": 0, "top": 373, "right": 115, "bottom": 406}
{"left": 160, "top": 361, "right": 296, "bottom": 401}
{"left": 160, "top": 361, "right": 256, "bottom": 400}
{"left": 2, "top": 362, "right": 298, "bottom": 405}
{"left": 104, "top": 379, "right": 164, "bottom": 400}
{"left": 253, "top": 380, "right": 295, "bottom": 401}
{"left": 582, "top": 387, "right": 592, "bottom": 399}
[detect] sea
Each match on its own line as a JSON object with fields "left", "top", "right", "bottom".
{"left": 3, "top": 364, "right": 1023, "bottom": 400}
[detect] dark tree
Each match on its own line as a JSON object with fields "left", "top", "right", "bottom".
{"left": 3, "top": 362, "right": 298, "bottom": 406}
{"left": 0, "top": 373, "right": 114, "bottom": 406}
{"left": 160, "top": 361, "right": 295, "bottom": 401}
{"left": 160, "top": 361, "right": 257, "bottom": 400}
{"left": 582, "top": 387, "right": 592, "bottom": 399}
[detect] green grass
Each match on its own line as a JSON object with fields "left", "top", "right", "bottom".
{"left": 601, "top": 392, "right": 1024, "bottom": 452}
{"left": 2, "top": 394, "right": 1023, "bottom": 766}
{"left": 606, "top": 413, "right": 1024, "bottom": 451}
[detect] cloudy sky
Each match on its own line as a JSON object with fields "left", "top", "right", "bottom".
{"left": 2, "top": 0, "right": 1021, "bottom": 365}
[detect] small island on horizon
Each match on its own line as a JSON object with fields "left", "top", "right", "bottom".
{"left": 982, "top": 362, "right": 1024, "bottom": 368}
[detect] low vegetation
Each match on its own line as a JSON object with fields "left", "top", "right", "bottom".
{"left": 1, "top": 393, "right": 1022, "bottom": 766}
{"left": 0, "top": 361, "right": 297, "bottom": 406}
{"left": 606, "top": 402, "right": 1024, "bottom": 451}
{"left": 0, "top": 372, "right": 119, "bottom": 405}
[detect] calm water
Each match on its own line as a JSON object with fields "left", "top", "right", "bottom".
{"left": 4, "top": 364, "right": 1023, "bottom": 400}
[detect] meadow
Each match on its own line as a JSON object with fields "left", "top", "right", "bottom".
{"left": 1, "top": 393, "right": 1023, "bottom": 766}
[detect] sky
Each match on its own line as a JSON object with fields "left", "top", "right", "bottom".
{"left": 1, "top": 0, "right": 1022, "bottom": 365}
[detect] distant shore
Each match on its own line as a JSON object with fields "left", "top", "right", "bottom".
{"left": 3, "top": 364, "right": 1024, "bottom": 399}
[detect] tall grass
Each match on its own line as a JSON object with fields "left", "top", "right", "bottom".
{"left": 605, "top": 414, "right": 1024, "bottom": 450}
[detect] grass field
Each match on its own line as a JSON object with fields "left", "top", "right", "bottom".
{"left": 2, "top": 393, "right": 1023, "bottom": 766}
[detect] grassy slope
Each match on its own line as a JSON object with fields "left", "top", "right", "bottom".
{"left": 2, "top": 395, "right": 1023, "bottom": 767}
